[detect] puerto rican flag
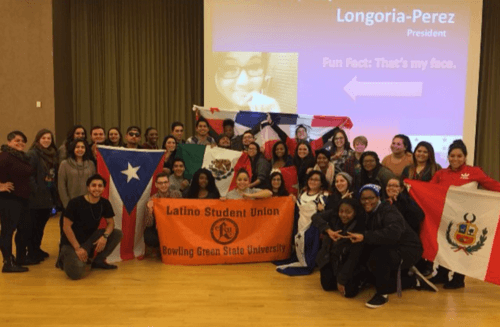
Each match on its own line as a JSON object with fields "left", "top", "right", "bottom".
{"left": 96, "top": 145, "right": 165, "bottom": 262}
{"left": 407, "top": 180, "right": 500, "bottom": 285}
{"left": 194, "top": 106, "right": 353, "bottom": 159}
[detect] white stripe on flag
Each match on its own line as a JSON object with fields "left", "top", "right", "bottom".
{"left": 134, "top": 178, "right": 154, "bottom": 258}
{"left": 107, "top": 177, "right": 123, "bottom": 263}
{"left": 436, "top": 186, "right": 500, "bottom": 280}
{"left": 201, "top": 147, "right": 244, "bottom": 197}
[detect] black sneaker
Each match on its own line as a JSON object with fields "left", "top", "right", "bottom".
{"left": 91, "top": 261, "right": 118, "bottom": 270}
{"left": 443, "top": 278, "right": 465, "bottom": 289}
{"left": 429, "top": 272, "right": 449, "bottom": 285}
{"left": 365, "top": 293, "right": 388, "bottom": 308}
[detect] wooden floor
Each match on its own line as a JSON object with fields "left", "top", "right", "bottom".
{"left": 1, "top": 217, "right": 500, "bottom": 327}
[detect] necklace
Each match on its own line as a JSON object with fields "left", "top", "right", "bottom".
{"left": 86, "top": 195, "right": 103, "bottom": 221}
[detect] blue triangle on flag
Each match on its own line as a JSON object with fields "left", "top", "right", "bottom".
{"left": 99, "top": 147, "right": 164, "bottom": 214}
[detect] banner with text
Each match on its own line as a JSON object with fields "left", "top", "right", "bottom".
{"left": 154, "top": 197, "right": 295, "bottom": 265}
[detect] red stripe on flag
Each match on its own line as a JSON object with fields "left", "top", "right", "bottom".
{"left": 96, "top": 149, "right": 111, "bottom": 229}
{"left": 206, "top": 118, "right": 224, "bottom": 136}
{"left": 311, "top": 116, "right": 353, "bottom": 129}
{"left": 280, "top": 166, "right": 298, "bottom": 196}
{"left": 120, "top": 206, "right": 137, "bottom": 261}
{"left": 407, "top": 180, "right": 448, "bottom": 262}
{"left": 485, "top": 212, "right": 500, "bottom": 285}
{"left": 228, "top": 152, "right": 252, "bottom": 192}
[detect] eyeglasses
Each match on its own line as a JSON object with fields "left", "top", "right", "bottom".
{"left": 156, "top": 181, "right": 169, "bottom": 185}
{"left": 360, "top": 196, "right": 377, "bottom": 202}
{"left": 217, "top": 64, "right": 264, "bottom": 79}
{"left": 334, "top": 137, "right": 345, "bottom": 141}
{"left": 387, "top": 184, "right": 401, "bottom": 188}
{"left": 128, "top": 132, "right": 140, "bottom": 137}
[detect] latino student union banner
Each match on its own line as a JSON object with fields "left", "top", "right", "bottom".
{"left": 154, "top": 197, "right": 295, "bottom": 265}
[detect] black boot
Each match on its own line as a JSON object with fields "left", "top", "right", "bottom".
{"left": 16, "top": 251, "right": 41, "bottom": 266}
{"left": 429, "top": 266, "right": 450, "bottom": 284}
{"left": 2, "top": 256, "right": 29, "bottom": 273}
{"left": 444, "top": 273, "right": 465, "bottom": 289}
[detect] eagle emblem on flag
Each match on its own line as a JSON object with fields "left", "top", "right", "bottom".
{"left": 446, "top": 213, "right": 488, "bottom": 255}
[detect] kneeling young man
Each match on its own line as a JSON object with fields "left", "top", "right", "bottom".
{"left": 58, "top": 174, "right": 123, "bottom": 280}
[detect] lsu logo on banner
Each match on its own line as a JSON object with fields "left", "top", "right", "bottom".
{"left": 153, "top": 197, "right": 295, "bottom": 265}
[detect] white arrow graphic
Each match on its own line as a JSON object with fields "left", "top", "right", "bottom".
{"left": 344, "top": 76, "right": 423, "bottom": 101}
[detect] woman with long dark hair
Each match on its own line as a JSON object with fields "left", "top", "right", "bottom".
{"left": 27, "top": 129, "right": 59, "bottom": 262}
{"left": 276, "top": 170, "right": 329, "bottom": 276}
{"left": 247, "top": 142, "right": 271, "bottom": 189}
{"left": 183, "top": 168, "right": 221, "bottom": 199}
{"left": 58, "top": 125, "right": 87, "bottom": 161}
{"left": 270, "top": 141, "right": 293, "bottom": 169}
{"left": 325, "top": 172, "right": 354, "bottom": 212}
{"left": 105, "top": 127, "right": 124, "bottom": 147}
{"left": 429, "top": 140, "right": 500, "bottom": 289}
{"left": 329, "top": 129, "right": 353, "bottom": 173}
{"left": 0, "top": 131, "right": 33, "bottom": 272}
{"left": 293, "top": 140, "right": 316, "bottom": 191}
{"left": 58, "top": 139, "right": 96, "bottom": 209}
{"left": 313, "top": 149, "right": 335, "bottom": 188}
{"left": 381, "top": 134, "right": 413, "bottom": 178}
{"left": 268, "top": 170, "right": 289, "bottom": 197}
{"left": 162, "top": 135, "right": 178, "bottom": 176}
{"left": 401, "top": 141, "right": 441, "bottom": 182}
{"left": 355, "top": 151, "right": 395, "bottom": 197}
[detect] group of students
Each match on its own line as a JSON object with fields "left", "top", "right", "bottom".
{"left": 1, "top": 119, "right": 500, "bottom": 308}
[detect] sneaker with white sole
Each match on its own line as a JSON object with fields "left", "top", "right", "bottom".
{"left": 411, "top": 266, "right": 438, "bottom": 292}
{"left": 365, "top": 293, "right": 388, "bottom": 308}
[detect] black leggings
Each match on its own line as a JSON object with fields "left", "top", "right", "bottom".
{"left": 0, "top": 197, "right": 31, "bottom": 261}
{"left": 29, "top": 208, "right": 52, "bottom": 254}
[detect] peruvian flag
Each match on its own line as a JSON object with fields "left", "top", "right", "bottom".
{"left": 96, "top": 146, "right": 165, "bottom": 262}
{"left": 407, "top": 180, "right": 500, "bottom": 285}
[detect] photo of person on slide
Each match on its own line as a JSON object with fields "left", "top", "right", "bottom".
{"left": 213, "top": 51, "right": 281, "bottom": 112}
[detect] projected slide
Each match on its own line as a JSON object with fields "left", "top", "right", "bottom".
{"left": 204, "top": 0, "right": 482, "bottom": 164}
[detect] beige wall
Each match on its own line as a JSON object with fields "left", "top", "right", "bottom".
{"left": 0, "top": 0, "right": 55, "bottom": 146}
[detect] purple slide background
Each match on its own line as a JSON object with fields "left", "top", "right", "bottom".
{"left": 208, "top": 0, "right": 472, "bottom": 163}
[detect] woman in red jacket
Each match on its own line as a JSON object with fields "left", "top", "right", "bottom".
{"left": 429, "top": 140, "right": 500, "bottom": 289}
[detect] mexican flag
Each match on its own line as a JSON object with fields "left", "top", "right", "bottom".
{"left": 175, "top": 144, "right": 251, "bottom": 196}
{"left": 407, "top": 180, "right": 500, "bottom": 285}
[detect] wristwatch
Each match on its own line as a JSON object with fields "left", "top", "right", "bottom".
{"left": 103, "top": 233, "right": 110, "bottom": 239}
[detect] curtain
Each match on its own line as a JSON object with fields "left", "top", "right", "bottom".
{"left": 476, "top": 0, "right": 500, "bottom": 181}
{"left": 71, "top": 0, "right": 203, "bottom": 140}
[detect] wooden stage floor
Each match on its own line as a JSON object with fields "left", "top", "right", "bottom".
{"left": 1, "top": 216, "right": 500, "bottom": 327}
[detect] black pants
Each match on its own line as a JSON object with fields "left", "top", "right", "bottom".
{"left": 144, "top": 225, "right": 160, "bottom": 248}
{"left": 366, "top": 246, "right": 421, "bottom": 295}
{"left": 320, "top": 263, "right": 363, "bottom": 298}
{"left": 29, "top": 208, "right": 52, "bottom": 254}
{"left": 0, "top": 197, "right": 31, "bottom": 261}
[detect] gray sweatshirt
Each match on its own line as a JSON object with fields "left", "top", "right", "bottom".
{"left": 57, "top": 158, "right": 96, "bottom": 208}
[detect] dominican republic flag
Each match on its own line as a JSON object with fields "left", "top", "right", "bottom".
{"left": 175, "top": 144, "right": 251, "bottom": 197}
{"left": 194, "top": 105, "right": 353, "bottom": 159}
{"left": 407, "top": 180, "right": 500, "bottom": 285}
{"left": 96, "top": 145, "right": 166, "bottom": 262}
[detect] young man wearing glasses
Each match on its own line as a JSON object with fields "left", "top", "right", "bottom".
{"left": 143, "top": 172, "right": 182, "bottom": 257}
{"left": 124, "top": 126, "right": 143, "bottom": 149}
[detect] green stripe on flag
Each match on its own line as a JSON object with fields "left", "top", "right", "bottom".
{"left": 175, "top": 144, "right": 206, "bottom": 180}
